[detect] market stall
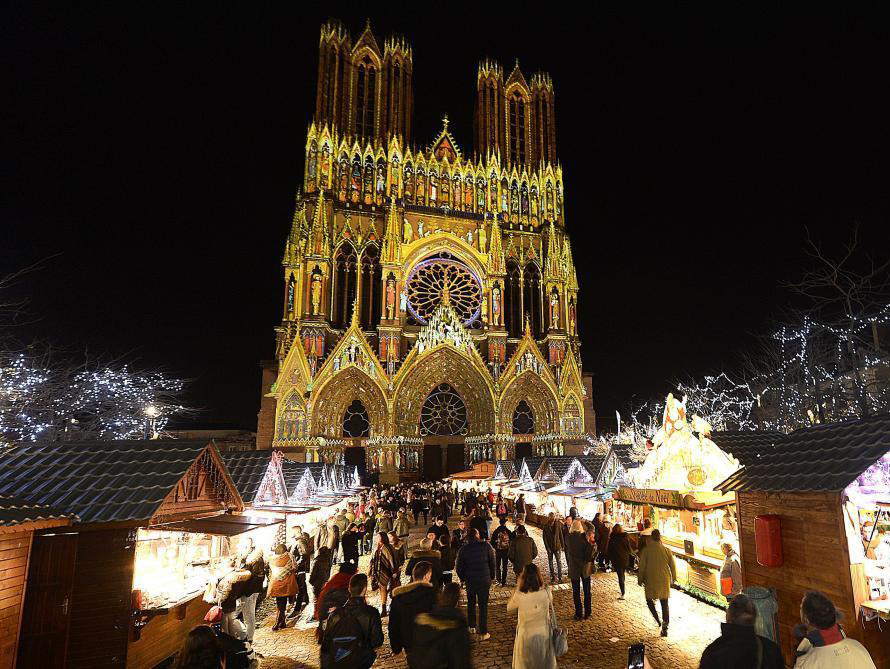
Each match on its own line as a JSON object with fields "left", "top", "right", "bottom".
{"left": 621, "top": 394, "right": 741, "bottom": 601}
{"left": 494, "top": 460, "right": 518, "bottom": 482}
{"left": 718, "top": 414, "right": 890, "bottom": 667}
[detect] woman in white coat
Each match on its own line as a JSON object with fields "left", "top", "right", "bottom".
{"left": 507, "top": 563, "right": 557, "bottom": 669}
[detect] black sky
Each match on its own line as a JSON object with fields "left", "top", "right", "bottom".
{"left": 4, "top": 2, "right": 889, "bottom": 431}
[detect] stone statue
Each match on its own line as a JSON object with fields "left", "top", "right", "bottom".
{"left": 386, "top": 278, "right": 396, "bottom": 319}
{"left": 403, "top": 217, "right": 412, "bottom": 243}
{"left": 310, "top": 273, "right": 322, "bottom": 315}
{"left": 550, "top": 292, "right": 559, "bottom": 328}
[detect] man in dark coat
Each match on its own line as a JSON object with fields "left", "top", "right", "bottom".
{"left": 389, "top": 561, "right": 437, "bottom": 657}
{"left": 542, "top": 512, "right": 565, "bottom": 582}
{"left": 699, "top": 594, "right": 784, "bottom": 669}
{"left": 405, "top": 538, "right": 444, "bottom": 589}
{"left": 408, "top": 582, "right": 472, "bottom": 669}
{"left": 320, "top": 573, "right": 384, "bottom": 669}
{"left": 507, "top": 524, "right": 538, "bottom": 577}
{"left": 427, "top": 516, "right": 449, "bottom": 543}
{"left": 451, "top": 518, "right": 469, "bottom": 555}
{"left": 469, "top": 508, "right": 490, "bottom": 541}
{"left": 308, "top": 545, "right": 333, "bottom": 620}
{"left": 566, "top": 520, "right": 595, "bottom": 620}
{"left": 490, "top": 516, "right": 514, "bottom": 586}
{"left": 456, "top": 528, "right": 495, "bottom": 640}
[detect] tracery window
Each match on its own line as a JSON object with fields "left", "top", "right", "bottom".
{"left": 420, "top": 384, "right": 468, "bottom": 436}
{"left": 392, "top": 62, "right": 401, "bottom": 132}
{"left": 512, "top": 400, "right": 535, "bottom": 435}
{"left": 403, "top": 164, "right": 414, "bottom": 202}
{"left": 509, "top": 91, "right": 527, "bottom": 165}
{"left": 406, "top": 254, "right": 483, "bottom": 327}
{"left": 332, "top": 244, "right": 357, "bottom": 328}
{"left": 277, "top": 393, "right": 305, "bottom": 441}
{"left": 505, "top": 260, "right": 522, "bottom": 337}
{"left": 360, "top": 244, "right": 381, "bottom": 329}
{"left": 355, "top": 56, "right": 377, "bottom": 141}
{"left": 342, "top": 399, "right": 370, "bottom": 438}
{"left": 524, "top": 262, "right": 542, "bottom": 337}
{"left": 564, "top": 398, "right": 581, "bottom": 434}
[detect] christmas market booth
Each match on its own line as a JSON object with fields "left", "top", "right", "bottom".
{"left": 717, "top": 413, "right": 890, "bottom": 668}
{"left": 617, "top": 395, "right": 742, "bottom": 603}
{"left": 0, "top": 440, "right": 283, "bottom": 669}
{"left": 0, "top": 496, "right": 76, "bottom": 669}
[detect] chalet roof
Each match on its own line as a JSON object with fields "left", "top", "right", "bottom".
{"left": 0, "top": 494, "right": 77, "bottom": 527}
{"left": 281, "top": 461, "right": 313, "bottom": 494}
{"left": 718, "top": 414, "right": 890, "bottom": 493}
{"left": 495, "top": 460, "right": 517, "bottom": 479}
{"left": 520, "top": 456, "right": 545, "bottom": 479}
{"left": 576, "top": 455, "right": 608, "bottom": 481}
{"left": 221, "top": 450, "right": 271, "bottom": 503}
{"left": 0, "top": 440, "right": 213, "bottom": 524}
{"left": 710, "top": 431, "right": 784, "bottom": 467}
{"left": 541, "top": 456, "right": 575, "bottom": 479}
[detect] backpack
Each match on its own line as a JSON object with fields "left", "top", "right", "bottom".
{"left": 496, "top": 529, "right": 511, "bottom": 551}
{"left": 496, "top": 503, "right": 507, "bottom": 516}
{"left": 322, "top": 607, "right": 371, "bottom": 669}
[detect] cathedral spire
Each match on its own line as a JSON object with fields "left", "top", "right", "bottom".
{"left": 383, "top": 197, "right": 401, "bottom": 263}
{"left": 284, "top": 192, "right": 306, "bottom": 265}
{"left": 488, "top": 218, "right": 506, "bottom": 275}
{"left": 309, "top": 189, "right": 329, "bottom": 256}
{"left": 545, "top": 219, "right": 560, "bottom": 280}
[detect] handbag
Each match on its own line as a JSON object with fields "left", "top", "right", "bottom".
{"left": 204, "top": 605, "right": 223, "bottom": 624}
{"left": 549, "top": 596, "right": 568, "bottom": 656}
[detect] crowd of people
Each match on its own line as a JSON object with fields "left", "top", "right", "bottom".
{"left": 173, "top": 481, "right": 877, "bottom": 669}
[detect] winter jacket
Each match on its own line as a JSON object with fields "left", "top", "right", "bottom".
{"left": 315, "top": 570, "right": 352, "bottom": 620}
{"left": 451, "top": 527, "right": 468, "bottom": 554}
{"left": 469, "top": 515, "right": 489, "bottom": 541}
{"left": 428, "top": 523, "right": 449, "bottom": 543}
{"left": 490, "top": 525, "right": 514, "bottom": 553}
{"left": 456, "top": 537, "right": 496, "bottom": 590}
{"left": 334, "top": 512, "right": 349, "bottom": 534}
{"left": 542, "top": 521, "right": 564, "bottom": 553}
{"left": 597, "top": 523, "right": 611, "bottom": 554}
{"left": 376, "top": 514, "right": 394, "bottom": 534}
{"left": 267, "top": 551, "right": 298, "bottom": 598}
{"left": 388, "top": 580, "right": 437, "bottom": 654}
{"left": 394, "top": 513, "right": 411, "bottom": 537}
{"left": 292, "top": 536, "right": 311, "bottom": 572}
{"left": 607, "top": 532, "right": 633, "bottom": 570}
{"left": 241, "top": 548, "right": 266, "bottom": 597}
{"left": 566, "top": 531, "right": 595, "bottom": 579}
{"left": 309, "top": 546, "right": 333, "bottom": 591}
{"left": 407, "top": 605, "right": 472, "bottom": 669}
{"left": 315, "top": 524, "right": 329, "bottom": 553}
{"left": 369, "top": 544, "right": 399, "bottom": 589}
{"left": 793, "top": 625, "right": 877, "bottom": 669}
{"left": 320, "top": 597, "right": 384, "bottom": 669}
{"left": 637, "top": 541, "right": 677, "bottom": 600}
{"left": 699, "top": 623, "right": 784, "bottom": 669}
{"left": 719, "top": 549, "right": 743, "bottom": 597}
{"left": 342, "top": 530, "right": 361, "bottom": 563}
{"left": 217, "top": 568, "right": 250, "bottom": 613}
{"left": 405, "top": 550, "right": 444, "bottom": 589}
{"left": 508, "top": 535, "right": 538, "bottom": 575}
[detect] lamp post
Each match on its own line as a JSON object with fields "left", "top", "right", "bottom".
{"left": 143, "top": 405, "right": 159, "bottom": 439}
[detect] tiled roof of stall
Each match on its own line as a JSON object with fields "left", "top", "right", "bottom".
{"left": 520, "top": 457, "right": 545, "bottom": 479}
{"left": 495, "top": 460, "right": 517, "bottom": 478}
{"left": 710, "top": 431, "right": 784, "bottom": 467}
{"left": 221, "top": 450, "right": 271, "bottom": 503}
{"left": 576, "top": 455, "right": 608, "bottom": 481}
{"left": 0, "top": 494, "right": 78, "bottom": 527}
{"left": 0, "top": 440, "right": 210, "bottom": 524}
{"left": 281, "top": 460, "right": 311, "bottom": 493}
{"left": 542, "top": 456, "right": 575, "bottom": 478}
{"left": 718, "top": 414, "right": 890, "bottom": 493}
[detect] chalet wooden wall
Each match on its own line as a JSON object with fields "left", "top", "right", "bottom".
{"left": 737, "top": 490, "right": 890, "bottom": 668}
{"left": 67, "top": 529, "right": 135, "bottom": 669}
{"left": 126, "top": 595, "right": 209, "bottom": 669}
{"left": 0, "top": 531, "right": 31, "bottom": 669}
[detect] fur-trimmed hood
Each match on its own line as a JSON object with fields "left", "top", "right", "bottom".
{"left": 391, "top": 579, "right": 433, "bottom": 599}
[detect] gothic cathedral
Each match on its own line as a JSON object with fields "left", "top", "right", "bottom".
{"left": 257, "top": 19, "right": 594, "bottom": 480}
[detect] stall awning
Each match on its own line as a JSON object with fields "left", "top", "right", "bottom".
{"left": 151, "top": 512, "right": 283, "bottom": 536}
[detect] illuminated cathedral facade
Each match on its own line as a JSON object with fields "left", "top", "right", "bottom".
{"left": 257, "top": 19, "right": 594, "bottom": 480}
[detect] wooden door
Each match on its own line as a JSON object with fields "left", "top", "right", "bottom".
{"left": 17, "top": 532, "right": 78, "bottom": 668}
{"left": 423, "top": 444, "right": 443, "bottom": 481}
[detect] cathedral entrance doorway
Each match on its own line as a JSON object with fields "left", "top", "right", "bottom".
{"left": 515, "top": 441, "right": 533, "bottom": 461}
{"left": 344, "top": 443, "right": 366, "bottom": 485}
{"left": 421, "top": 437, "right": 467, "bottom": 481}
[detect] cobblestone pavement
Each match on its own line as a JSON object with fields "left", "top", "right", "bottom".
{"left": 253, "top": 516, "right": 722, "bottom": 669}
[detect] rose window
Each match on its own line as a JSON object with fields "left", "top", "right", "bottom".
{"left": 406, "top": 255, "right": 482, "bottom": 327}
{"left": 420, "top": 383, "right": 468, "bottom": 436}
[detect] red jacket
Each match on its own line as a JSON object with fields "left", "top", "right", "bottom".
{"left": 315, "top": 570, "right": 353, "bottom": 619}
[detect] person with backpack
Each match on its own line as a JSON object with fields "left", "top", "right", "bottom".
{"left": 320, "top": 573, "right": 384, "bottom": 669}
{"left": 388, "top": 561, "right": 437, "bottom": 658}
{"left": 508, "top": 525, "right": 538, "bottom": 580}
{"left": 495, "top": 495, "right": 508, "bottom": 521}
{"left": 408, "top": 582, "right": 472, "bottom": 669}
{"left": 490, "top": 516, "right": 514, "bottom": 587}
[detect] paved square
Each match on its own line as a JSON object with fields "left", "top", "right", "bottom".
{"left": 253, "top": 517, "right": 723, "bottom": 668}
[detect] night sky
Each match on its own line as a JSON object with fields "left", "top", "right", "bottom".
{"left": 4, "top": 2, "right": 889, "bottom": 431}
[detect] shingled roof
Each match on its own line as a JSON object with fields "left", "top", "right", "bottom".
{"left": 0, "top": 494, "right": 77, "bottom": 527}
{"left": 520, "top": 457, "right": 544, "bottom": 480}
{"left": 0, "top": 440, "right": 219, "bottom": 524}
{"left": 539, "top": 456, "right": 575, "bottom": 479}
{"left": 221, "top": 450, "right": 271, "bottom": 504}
{"left": 711, "top": 431, "right": 784, "bottom": 467}
{"left": 718, "top": 413, "right": 890, "bottom": 493}
{"left": 576, "top": 455, "right": 609, "bottom": 481}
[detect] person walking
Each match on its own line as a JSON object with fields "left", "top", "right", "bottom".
{"left": 456, "top": 527, "right": 496, "bottom": 641}
{"left": 452, "top": 518, "right": 469, "bottom": 555}
{"left": 394, "top": 510, "right": 411, "bottom": 543}
{"left": 308, "top": 545, "right": 334, "bottom": 620}
{"left": 607, "top": 523, "right": 633, "bottom": 600}
{"left": 508, "top": 525, "right": 538, "bottom": 580}
{"left": 514, "top": 494, "right": 526, "bottom": 524}
{"left": 341, "top": 523, "right": 361, "bottom": 566}
{"left": 542, "top": 512, "right": 564, "bottom": 582}
{"left": 315, "top": 562, "right": 357, "bottom": 626}
{"left": 792, "top": 591, "right": 877, "bottom": 668}
{"left": 719, "top": 542, "right": 743, "bottom": 600}
{"left": 377, "top": 510, "right": 393, "bottom": 536}
{"left": 389, "top": 530, "right": 407, "bottom": 571}
{"left": 369, "top": 531, "right": 400, "bottom": 617}
{"left": 428, "top": 516, "right": 449, "bottom": 543}
{"left": 437, "top": 531, "right": 454, "bottom": 584}
{"left": 320, "top": 573, "right": 384, "bottom": 669}
{"left": 508, "top": 563, "right": 557, "bottom": 669}
{"left": 267, "top": 543, "right": 298, "bottom": 631}
{"left": 389, "top": 561, "right": 437, "bottom": 658}
{"left": 470, "top": 507, "right": 490, "bottom": 541}
{"left": 409, "top": 582, "right": 472, "bottom": 669}
{"left": 406, "top": 537, "right": 444, "bottom": 589}
{"left": 637, "top": 529, "right": 677, "bottom": 636}
{"left": 596, "top": 518, "right": 612, "bottom": 571}
{"left": 491, "top": 516, "right": 514, "bottom": 586}
{"left": 290, "top": 525, "right": 312, "bottom": 616}
{"left": 699, "top": 594, "right": 784, "bottom": 669}
{"left": 236, "top": 539, "right": 265, "bottom": 642}
{"left": 566, "top": 519, "right": 595, "bottom": 620}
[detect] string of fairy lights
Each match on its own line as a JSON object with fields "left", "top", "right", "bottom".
{"left": 0, "top": 353, "right": 187, "bottom": 442}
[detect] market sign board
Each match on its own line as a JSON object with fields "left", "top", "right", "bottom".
{"left": 616, "top": 486, "right": 684, "bottom": 508}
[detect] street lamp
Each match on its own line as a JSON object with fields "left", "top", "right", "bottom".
{"left": 143, "top": 405, "right": 160, "bottom": 439}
